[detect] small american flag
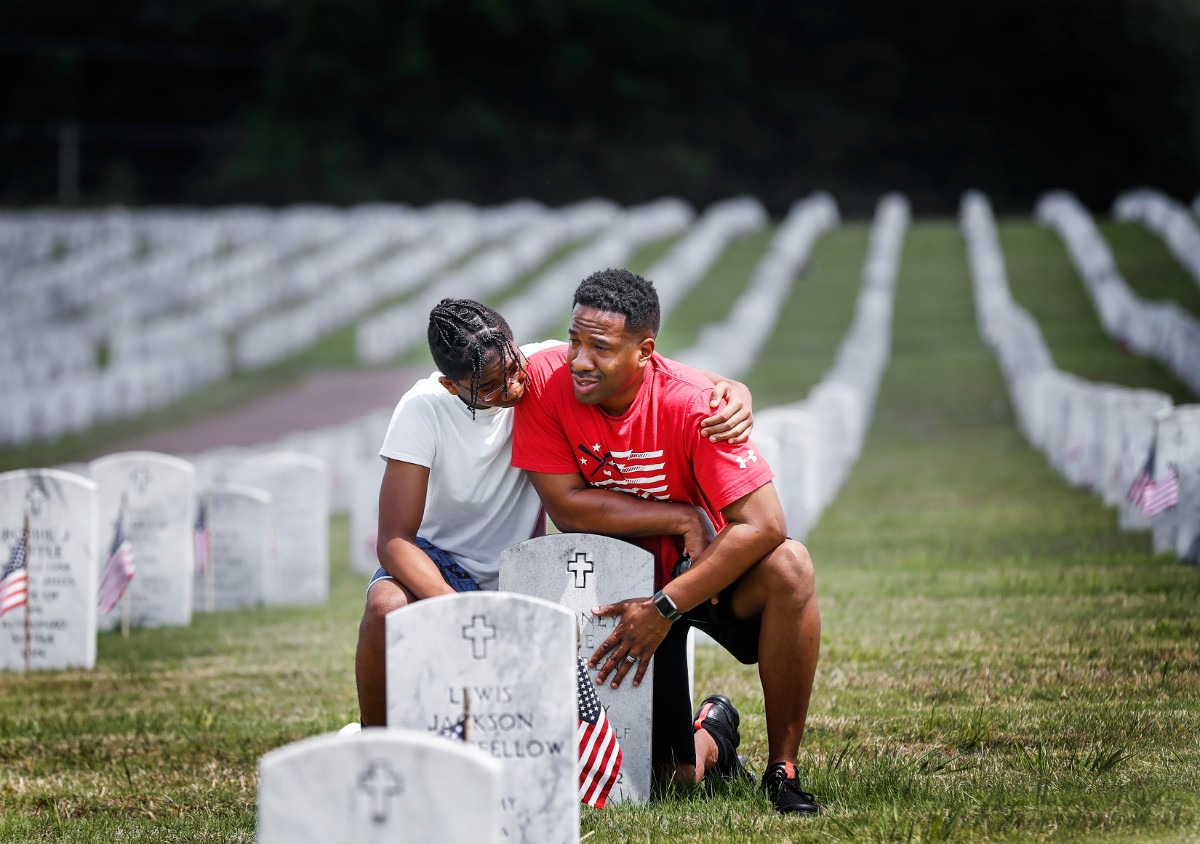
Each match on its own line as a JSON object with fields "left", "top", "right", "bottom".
{"left": 193, "top": 500, "right": 211, "bottom": 577}
{"left": 1141, "top": 465, "right": 1180, "bottom": 517}
{"left": 436, "top": 715, "right": 466, "bottom": 742}
{"left": 98, "top": 510, "right": 135, "bottom": 614}
{"left": 0, "top": 518, "right": 29, "bottom": 620}
{"left": 576, "top": 657, "right": 622, "bottom": 809}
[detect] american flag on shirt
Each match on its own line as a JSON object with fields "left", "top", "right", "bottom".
{"left": 97, "top": 510, "right": 135, "bottom": 614}
{"left": 576, "top": 657, "right": 622, "bottom": 809}
{"left": 0, "top": 517, "right": 29, "bottom": 620}
{"left": 193, "top": 500, "right": 211, "bottom": 577}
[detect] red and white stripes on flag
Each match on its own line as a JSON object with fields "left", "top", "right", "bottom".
{"left": 576, "top": 658, "right": 622, "bottom": 808}
{"left": 97, "top": 511, "right": 135, "bottom": 614}
{"left": 1126, "top": 445, "right": 1180, "bottom": 517}
{"left": 1141, "top": 466, "right": 1180, "bottom": 517}
{"left": 0, "top": 518, "right": 29, "bottom": 619}
{"left": 193, "top": 500, "right": 211, "bottom": 577}
{"left": 1126, "top": 461, "right": 1153, "bottom": 508}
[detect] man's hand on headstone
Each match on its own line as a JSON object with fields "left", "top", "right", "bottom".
{"left": 588, "top": 598, "right": 671, "bottom": 689}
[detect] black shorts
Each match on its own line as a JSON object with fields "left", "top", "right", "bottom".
{"left": 652, "top": 583, "right": 761, "bottom": 769}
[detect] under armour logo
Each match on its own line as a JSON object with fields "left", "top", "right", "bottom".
{"left": 734, "top": 450, "right": 758, "bottom": 470}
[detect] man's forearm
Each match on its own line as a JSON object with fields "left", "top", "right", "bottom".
{"left": 546, "top": 487, "right": 696, "bottom": 539}
{"left": 663, "top": 519, "right": 784, "bottom": 612}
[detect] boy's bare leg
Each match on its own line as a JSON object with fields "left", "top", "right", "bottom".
{"left": 354, "top": 578, "right": 415, "bottom": 727}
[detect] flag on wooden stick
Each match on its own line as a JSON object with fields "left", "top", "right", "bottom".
{"left": 98, "top": 508, "right": 135, "bottom": 614}
{"left": 576, "top": 657, "right": 622, "bottom": 808}
{"left": 0, "top": 516, "right": 29, "bottom": 619}
{"left": 1126, "top": 446, "right": 1155, "bottom": 509}
{"left": 193, "top": 499, "right": 211, "bottom": 577}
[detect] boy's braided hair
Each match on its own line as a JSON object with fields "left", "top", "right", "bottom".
{"left": 427, "top": 298, "right": 522, "bottom": 418}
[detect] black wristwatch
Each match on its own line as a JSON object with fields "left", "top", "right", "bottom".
{"left": 652, "top": 589, "right": 682, "bottom": 622}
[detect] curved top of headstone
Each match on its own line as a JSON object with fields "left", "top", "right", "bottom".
{"left": 88, "top": 450, "right": 196, "bottom": 476}
{"left": 259, "top": 727, "right": 502, "bottom": 777}
{"left": 0, "top": 467, "right": 97, "bottom": 491}
{"left": 240, "top": 451, "right": 327, "bottom": 472}
{"left": 203, "top": 482, "right": 274, "bottom": 504}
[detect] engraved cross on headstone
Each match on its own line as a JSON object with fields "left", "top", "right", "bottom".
{"left": 24, "top": 484, "right": 48, "bottom": 516}
{"left": 462, "top": 615, "right": 496, "bottom": 659}
{"left": 130, "top": 467, "right": 152, "bottom": 494}
{"left": 566, "top": 552, "right": 593, "bottom": 588}
{"left": 357, "top": 759, "right": 404, "bottom": 824}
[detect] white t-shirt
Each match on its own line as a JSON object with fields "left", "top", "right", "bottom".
{"left": 378, "top": 341, "right": 561, "bottom": 590}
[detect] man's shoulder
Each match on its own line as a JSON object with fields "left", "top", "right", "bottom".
{"left": 527, "top": 343, "right": 568, "bottom": 372}
{"left": 649, "top": 354, "right": 715, "bottom": 403}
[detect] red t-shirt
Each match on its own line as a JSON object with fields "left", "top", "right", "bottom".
{"left": 512, "top": 345, "right": 774, "bottom": 588}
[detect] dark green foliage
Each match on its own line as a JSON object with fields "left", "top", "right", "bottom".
{"left": 1, "top": 1, "right": 1198, "bottom": 211}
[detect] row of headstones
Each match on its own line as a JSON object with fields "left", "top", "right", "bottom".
{"left": 749, "top": 194, "right": 909, "bottom": 540}
{"left": 0, "top": 449, "right": 332, "bottom": 672}
{"left": 1036, "top": 191, "right": 1200, "bottom": 398}
{"left": 0, "top": 202, "right": 545, "bottom": 444}
{"left": 961, "top": 192, "right": 1200, "bottom": 562}
{"left": 259, "top": 532, "right": 660, "bottom": 844}
{"left": 1113, "top": 188, "right": 1200, "bottom": 290}
{"left": 498, "top": 197, "right": 756, "bottom": 349}
{"left": 1, "top": 207, "right": 312, "bottom": 370}
{"left": 675, "top": 192, "right": 840, "bottom": 380}
{"left": 353, "top": 198, "right": 625, "bottom": 364}
{"left": 236, "top": 199, "right": 569, "bottom": 368}
{"left": 357, "top": 197, "right": 696, "bottom": 364}
{"left": 0, "top": 335, "right": 230, "bottom": 446}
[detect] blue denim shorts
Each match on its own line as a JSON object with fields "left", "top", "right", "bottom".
{"left": 367, "top": 536, "right": 480, "bottom": 594}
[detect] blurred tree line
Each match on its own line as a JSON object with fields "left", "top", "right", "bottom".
{"left": 1, "top": 0, "right": 1198, "bottom": 214}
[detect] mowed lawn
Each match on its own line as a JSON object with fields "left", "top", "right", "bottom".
{"left": 1, "top": 216, "right": 1198, "bottom": 843}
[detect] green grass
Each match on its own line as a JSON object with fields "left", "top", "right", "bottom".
{"left": 999, "top": 220, "right": 1195, "bottom": 405}
{"left": 2, "top": 220, "right": 1199, "bottom": 842}
{"left": 1099, "top": 221, "right": 1200, "bottom": 320}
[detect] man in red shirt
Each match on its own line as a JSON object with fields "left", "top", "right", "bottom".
{"left": 512, "top": 268, "right": 821, "bottom": 815}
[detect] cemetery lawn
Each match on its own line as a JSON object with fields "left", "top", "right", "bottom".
{"left": 1, "top": 219, "right": 1198, "bottom": 842}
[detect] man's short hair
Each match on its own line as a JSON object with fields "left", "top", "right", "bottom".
{"left": 573, "top": 268, "right": 661, "bottom": 338}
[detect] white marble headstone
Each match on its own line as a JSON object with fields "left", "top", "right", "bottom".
{"left": 349, "top": 458, "right": 384, "bottom": 576}
{"left": 1116, "top": 392, "right": 1173, "bottom": 532}
{"left": 89, "top": 451, "right": 196, "bottom": 630}
{"left": 194, "top": 484, "right": 274, "bottom": 612}
{"left": 0, "top": 469, "right": 98, "bottom": 671}
{"left": 257, "top": 728, "right": 503, "bottom": 844}
{"left": 1151, "top": 405, "right": 1200, "bottom": 561}
{"left": 500, "top": 533, "right": 654, "bottom": 804}
{"left": 229, "top": 452, "right": 329, "bottom": 606}
{"left": 386, "top": 593, "right": 579, "bottom": 844}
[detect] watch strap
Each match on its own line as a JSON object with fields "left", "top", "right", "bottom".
{"left": 652, "top": 589, "right": 682, "bottom": 622}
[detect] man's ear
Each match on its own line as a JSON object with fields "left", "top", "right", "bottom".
{"left": 437, "top": 376, "right": 460, "bottom": 396}
{"left": 638, "top": 336, "right": 656, "bottom": 364}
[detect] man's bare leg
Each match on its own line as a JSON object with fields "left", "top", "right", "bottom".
{"left": 731, "top": 539, "right": 820, "bottom": 765}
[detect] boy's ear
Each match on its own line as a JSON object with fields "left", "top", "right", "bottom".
{"left": 437, "top": 376, "right": 460, "bottom": 396}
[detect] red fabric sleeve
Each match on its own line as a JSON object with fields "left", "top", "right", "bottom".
{"left": 512, "top": 346, "right": 579, "bottom": 474}
{"left": 683, "top": 390, "right": 774, "bottom": 513}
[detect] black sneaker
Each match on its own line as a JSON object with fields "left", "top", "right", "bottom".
{"left": 692, "top": 694, "right": 750, "bottom": 781}
{"left": 761, "top": 761, "right": 821, "bottom": 815}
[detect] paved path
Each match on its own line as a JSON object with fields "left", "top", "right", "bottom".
{"left": 116, "top": 367, "right": 426, "bottom": 455}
